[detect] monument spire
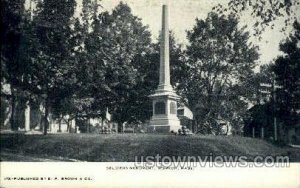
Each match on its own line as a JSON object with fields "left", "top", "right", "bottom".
{"left": 158, "top": 5, "right": 172, "bottom": 91}
{"left": 148, "top": 4, "right": 181, "bottom": 133}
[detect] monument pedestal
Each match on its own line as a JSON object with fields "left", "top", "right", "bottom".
{"left": 149, "top": 117, "right": 181, "bottom": 133}
{"left": 149, "top": 88, "right": 181, "bottom": 133}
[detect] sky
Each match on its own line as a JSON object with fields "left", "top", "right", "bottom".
{"left": 28, "top": 0, "right": 299, "bottom": 67}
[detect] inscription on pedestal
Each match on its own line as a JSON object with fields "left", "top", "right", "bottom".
{"left": 155, "top": 102, "right": 166, "bottom": 115}
{"left": 170, "top": 102, "right": 176, "bottom": 114}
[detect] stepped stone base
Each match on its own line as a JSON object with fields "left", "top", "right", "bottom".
{"left": 148, "top": 117, "right": 181, "bottom": 133}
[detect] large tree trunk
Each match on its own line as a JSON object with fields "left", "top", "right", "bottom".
{"left": 117, "top": 122, "right": 123, "bottom": 133}
{"left": 43, "top": 98, "right": 49, "bottom": 135}
{"left": 10, "top": 86, "right": 17, "bottom": 131}
{"left": 193, "top": 120, "right": 198, "bottom": 133}
{"left": 58, "top": 118, "right": 62, "bottom": 132}
{"left": 24, "top": 101, "right": 30, "bottom": 131}
{"left": 87, "top": 119, "right": 90, "bottom": 133}
{"left": 67, "top": 119, "right": 70, "bottom": 133}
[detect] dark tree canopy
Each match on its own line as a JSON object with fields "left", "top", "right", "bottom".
{"left": 272, "top": 21, "right": 300, "bottom": 126}
{"left": 184, "top": 12, "right": 259, "bottom": 134}
{"left": 27, "top": 0, "right": 77, "bottom": 134}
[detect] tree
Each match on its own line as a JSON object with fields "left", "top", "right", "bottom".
{"left": 29, "top": 0, "right": 77, "bottom": 134}
{"left": 48, "top": 0, "right": 98, "bottom": 129}
{"left": 273, "top": 20, "right": 300, "bottom": 128}
{"left": 241, "top": 64, "right": 274, "bottom": 105}
{"left": 80, "top": 2, "right": 153, "bottom": 132}
{"left": 44, "top": 0, "right": 106, "bottom": 131}
{"left": 0, "top": 0, "right": 35, "bottom": 130}
{"left": 185, "top": 12, "right": 259, "bottom": 134}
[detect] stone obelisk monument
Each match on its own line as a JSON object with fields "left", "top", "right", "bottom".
{"left": 149, "top": 4, "right": 181, "bottom": 133}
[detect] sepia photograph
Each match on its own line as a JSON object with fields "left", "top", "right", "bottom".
{"left": 1, "top": 0, "right": 300, "bottom": 187}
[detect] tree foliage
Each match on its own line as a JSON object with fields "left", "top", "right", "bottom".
{"left": 184, "top": 12, "right": 259, "bottom": 134}
{"left": 244, "top": 21, "right": 300, "bottom": 139}
{"left": 214, "top": 0, "right": 300, "bottom": 36}
{"left": 4, "top": 0, "right": 297, "bottom": 136}
{"left": 86, "top": 3, "right": 153, "bottom": 131}
{"left": 273, "top": 20, "right": 300, "bottom": 126}
{"left": 27, "top": 0, "right": 77, "bottom": 134}
{"left": 1, "top": 0, "right": 33, "bottom": 130}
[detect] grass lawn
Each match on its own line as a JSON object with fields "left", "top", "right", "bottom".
{"left": 1, "top": 133, "right": 299, "bottom": 162}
